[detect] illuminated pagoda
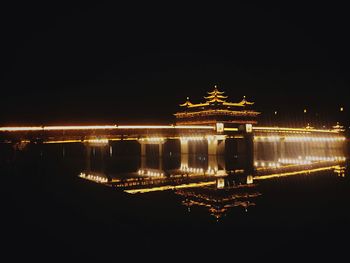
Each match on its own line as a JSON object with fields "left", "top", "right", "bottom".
{"left": 174, "top": 85, "right": 260, "bottom": 127}
{"left": 175, "top": 181, "right": 261, "bottom": 221}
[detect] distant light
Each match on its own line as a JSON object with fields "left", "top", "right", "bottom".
{"left": 274, "top": 111, "right": 277, "bottom": 115}
{"left": 304, "top": 109, "right": 307, "bottom": 113}
{"left": 340, "top": 107, "right": 344, "bottom": 112}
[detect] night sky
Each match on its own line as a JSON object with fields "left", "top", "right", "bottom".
{"left": 1, "top": 2, "right": 349, "bottom": 126}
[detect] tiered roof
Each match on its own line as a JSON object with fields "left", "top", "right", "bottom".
{"left": 179, "top": 85, "right": 255, "bottom": 108}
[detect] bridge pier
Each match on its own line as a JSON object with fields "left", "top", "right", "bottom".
{"left": 138, "top": 139, "right": 165, "bottom": 171}
{"left": 244, "top": 133, "right": 254, "bottom": 173}
{"left": 85, "top": 144, "right": 91, "bottom": 172}
{"left": 279, "top": 138, "right": 285, "bottom": 159}
{"left": 139, "top": 140, "right": 164, "bottom": 158}
{"left": 207, "top": 135, "right": 226, "bottom": 155}
{"left": 84, "top": 140, "right": 111, "bottom": 181}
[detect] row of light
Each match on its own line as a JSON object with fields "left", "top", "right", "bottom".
{"left": 85, "top": 138, "right": 109, "bottom": 144}
{"left": 252, "top": 127, "right": 339, "bottom": 134}
{"left": 278, "top": 158, "right": 312, "bottom": 165}
{"left": 180, "top": 165, "right": 217, "bottom": 175}
{"left": 305, "top": 156, "right": 346, "bottom": 161}
{"left": 253, "top": 165, "right": 341, "bottom": 180}
{"left": 180, "top": 135, "right": 221, "bottom": 142}
{"left": 254, "top": 136, "right": 346, "bottom": 142}
{"left": 180, "top": 165, "right": 204, "bottom": 173}
{"left": 285, "top": 136, "right": 345, "bottom": 142}
{"left": 254, "top": 161, "right": 281, "bottom": 168}
{"left": 180, "top": 136, "right": 205, "bottom": 142}
{"left": 79, "top": 172, "right": 108, "bottom": 183}
{"left": 138, "top": 170, "right": 164, "bottom": 177}
{"left": 0, "top": 125, "right": 215, "bottom": 132}
{"left": 139, "top": 137, "right": 165, "bottom": 142}
{"left": 255, "top": 156, "right": 346, "bottom": 167}
{"left": 254, "top": 136, "right": 281, "bottom": 141}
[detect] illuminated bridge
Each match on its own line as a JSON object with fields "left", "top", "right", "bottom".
{"left": 1, "top": 85, "right": 346, "bottom": 158}
{"left": 0, "top": 124, "right": 346, "bottom": 166}
{"left": 0, "top": 124, "right": 344, "bottom": 143}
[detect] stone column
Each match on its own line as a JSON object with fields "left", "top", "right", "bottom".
{"left": 208, "top": 137, "right": 218, "bottom": 155}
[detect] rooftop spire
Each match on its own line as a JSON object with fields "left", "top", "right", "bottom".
{"left": 204, "top": 85, "right": 228, "bottom": 103}
{"left": 179, "top": 96, "right": 193, "bottom": 107}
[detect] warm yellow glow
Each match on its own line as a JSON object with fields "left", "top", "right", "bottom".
{"left": 175, "top": 109, "right": 260, "bottom": 118}
{"left": 44, "top": 140, "right": 82, "bottom": 144}
{"left": 217, "top": 178, "right": 225, "bottom": 189}
{"left": 253, "top": 126, "right": 339, "bottom": 133}
{"left": 253, "top": 165, "right": 342, "bottom": 180}
{"left": 0, "top": 127, "right": 44, "bottom": 131}
{"left": 246, "top": 175, "right": 253, "bottom": 184}
{"left": 180, "top": 136, "right": 205, "bottom": 142}
{"left": 118, "top": 125, "right": 215, "bottom": 129}
{"left": 284, "top": 136, "right": 345, "bottom": 142}
{"left": 254, "top": 135, "right": 345, "bottom": 142}
{"left": 340, "top": 107, "right": 344, "bottom": 112}
{"left": 139, "top": 137, "right": 165, "bottom": 142}
{"left": 138, "top": 169, "right": 164, "bottom": 177}
{"left": 84, "top": 138, "right": 109, "bottom": 145}
{"left": 304, "top": 109, "right": 307, "bottom": 113}
{"left": 0, "top": 124, "right": 216, "bottom": 132}
{"left": 180, "top": 165, "right": 205, "bottom": 174}
{"left": 125, "top": 181, "right": 216, "bottom": 194}
{"left": 224, "top": 127, "right": 239, "bottom": 131}
{"left": 254, "top": 161, "right": 281, "bottom": 168}
{"left": 79, "top": 172, "right": 108, "bottom": 183}
{"left": 277, "top": 158, "right": 312, "bottom": 165}
{"left": 254, "top": 135, "right": 281, "bottom": 141}
{"left": 305, "top": 156, "right": 346, "bottom": 162}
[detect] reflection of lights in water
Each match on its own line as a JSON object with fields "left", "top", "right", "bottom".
{"left": 138, "top": 170, "right": 164, "bottom": 177}
{"left": 178, "top": 190, "right": 261, "bottom": 220}
{"left": 253, "top": 165, "right": 343, "bottom": 180}
{"left": 139, "top": 137, "right": 165, "bottom": 142}
{"left": 180, "top": 164, "right": 219, "bottom": 175}
{"left": 179, "top": 165, "right": 205, "bottom": 174}
{"left": 217, "top": 178, "right": 225, "bottom": 189}
{"left": 334, "top": 166, "right": 346, "bottom": 177}
{"left": 285, "top": 136, "right": 345, "bottom": 142}
{"left": 255, "top": 156, "right": 345, "bottom": 168}
{"left": 254, "top": 135, "right": 345, "bottom": 142}
{"left": 246, "top": 175, "right": 253, "bottom": 184}
{"left": 305, "top": 156, "right": 346, "bottom": 161}
{"left": 79, "top": 172, "right": 108, "bottom": 183}
{"left": 278, "top": 158, "right": 312, "bottom": 165}
{"left": 125, "top": 182, "right": 216, "bottom": 194}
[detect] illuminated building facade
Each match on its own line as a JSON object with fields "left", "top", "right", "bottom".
{"left": 174, "top": 85, "right": 260, "bottom": 127}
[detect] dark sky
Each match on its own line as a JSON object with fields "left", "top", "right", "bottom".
{"left": 1, "top": 1, "right": 349, "bottom": 125}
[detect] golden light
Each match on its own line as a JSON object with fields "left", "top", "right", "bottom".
{"left": 304, "top": 109, "right": 307, "bottom": 113}
{"left": 0, "top": 125, "right": 215, "bottom": 132}
{"left": 340, "top": 107, "right": 344, "bottom": 112}
{"left": 253, "top": 126, "right": 339, "bottom": 134}
{"left": 84, "top": 138, "right": 109, "bottom": 145}
{"left": 125, "top": 181, "right": 216, "bottom": 194}
{"left": 253, "top": 165, "right": 342, "bottom": 180}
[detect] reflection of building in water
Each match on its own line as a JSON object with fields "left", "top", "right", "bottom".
{"left": 176, "top": 176, "right": 261, "bottom": 220}
{"left": 334, "top": 165, "right": 346, "bottom": 177}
